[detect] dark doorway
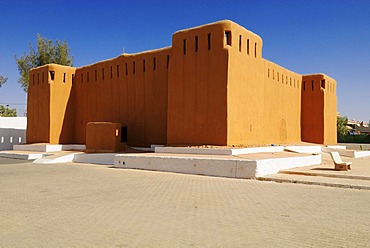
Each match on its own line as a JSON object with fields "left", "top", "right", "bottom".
{"left": 121, "top": 126, "right": 128, "bottom": 143}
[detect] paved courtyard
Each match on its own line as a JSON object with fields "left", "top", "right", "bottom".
{"left": 0, "top": 158, "right": 369, "bottom": 247}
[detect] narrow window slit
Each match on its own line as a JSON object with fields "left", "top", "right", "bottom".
{"left": 247, "top": 39, "right": 250, "bottom": 55}
{"left": 239, "top": 35, "right": 242, "bottom": 52}
{"left": 225, "top": 31, "right": 231, "bottom": 46}
{"left": 195, "top": 36, "right": 198, "bottom": 52}
{"left": 207, "top": 33, "right": 211, "bottom": 50}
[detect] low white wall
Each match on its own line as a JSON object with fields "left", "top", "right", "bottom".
{"left": 0, "top": 128, "right": 26, "bottom": 151}
{"left": 114, "top": 154, "right": 258, "bottom": 179}
{"left": 0, "top": 117, "right": 27, "bottom": 129}
{"left": 284, "top": 146, "right": 322, "bottom": 154}
{"left": 0, "top": 117, "right": 27, "bottom": 151}
{"left": 74, "top": 153, "right": 117, "bottom": 165}
{"left": 155, "top": 146, "right": 284, "bottom": 155}
{"left": 255, "top": 154, "right": 322, "bottom": 177}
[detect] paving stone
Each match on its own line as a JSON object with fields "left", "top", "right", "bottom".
{"left": 0, "top": 159, "right": 369, "bottom": 247}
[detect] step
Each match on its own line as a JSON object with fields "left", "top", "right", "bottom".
{"left": 257, "top": 173, "right": 370, "bottom": 190}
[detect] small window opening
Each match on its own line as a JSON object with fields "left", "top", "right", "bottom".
{"left": 102, "top": 68, "right": 104, "bottom": 80}
{"left": 303, "top": 81, "right": 306, "bottom": 91}
{"left": 49, "top": 71, "right": 55, "bottom": 81}
{"left": 321, "top": 79, "right": 325, "bottom": 89}
{"left": 153, "top": 57, "right": 156, "bottom": 71}
{"left": 143, "top": 60, "right": 146, "bottom": 72}
{"left": 268, "top": 68, "right": 270, "bottom": 78}
{"left": 272, "top": 70, "right": 274, "bottom": 80}
{"left": 42, "top": 72, "right": 44, "bottom": 83}
{"left": 121, "top": 126, "right": 128, "bottom": 143}
{"left": 286, "top": 76, "right": 288, "bottom": 84}
{"left": 207, "top": 33, "right": 211, "bottom": 50}
{"left": 37, "top": 73, "right": 39, "bottom": 84}
{"left": 167, "top": 55, "right": 170, "bottom": 68}
{"left": 254, "top": 42, "right": 257, "bottom": 58}
{"left": 311, "top": 80, "right": 314, "bottom": 91}
{"left": 63, "top": 73, "right": 66, "bottom": 83}
{"left": 94, "top": 70, "right": 97, "bottom": 81}
{"left": 290, "top": 78, "right": 292, "bottom": 86}
{"left": 225, "top": 31, "right": 231, "bottom": 46}
{"left": 277, "top": 72, "right": 280, "bottom": 82}
{"left": 110, "top": 66, "right": 113, "bottom": 78}
{"left": 183, "top": 39, "right": 186, "bottom": 55}
{"left": 117, "top": 65, "right": 120, "bottom": 77}
{"left": 282, "top": 74, "right": 284, "bottom": 83}
{"left": 247, "top": 39, "right": 250, "bottom": 55}
{"left": 239, "top": 35, "right": 242, "bottom": 52}
{"left": 87, "top": 72, "right": 89, "bottom": 82}
{"left": 125, "top": 63, "right": 128, "bottom": 75}
{"left": 81, "top": 73, "right": 83, "bottom": 83}
{"left": 133, "top": 62, "right": 135, "bottom": 74}
{"left": 195, "top": 36, "right": 198, "bottom": 52}
{"left": 32, "top": 74, "right": 35, "bottom": 85}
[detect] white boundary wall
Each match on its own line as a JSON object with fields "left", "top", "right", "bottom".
{"left": 0, "top": 117, "right": 27, "bottom": 151}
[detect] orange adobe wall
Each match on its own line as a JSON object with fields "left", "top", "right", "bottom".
{"left": 301, "top": 74, "right": 337, "bottom": 144}
{"left": 27, "top": 20, "right": 337, "bottom": 147}
{"left": 27, "top": 64, "right": 76, "bottom": 144}
{"left": 167, "top": 21, "right": 305, "bottom": 146}
{"left": 226, "top": 22, "right": 302, "bottom": 145}
{"left": 167, "top": 22, "right": 229, "bottom": 145}
{"left": 73, "top": 48, "right": 170, "bottom": 146}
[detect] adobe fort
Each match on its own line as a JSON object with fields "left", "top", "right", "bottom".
{"left": 27, "top": 20, "right": 337, "bottom": 148}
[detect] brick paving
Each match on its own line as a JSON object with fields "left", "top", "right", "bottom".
{"left": 0, "top": 158, "right": 369, "bottom": 247}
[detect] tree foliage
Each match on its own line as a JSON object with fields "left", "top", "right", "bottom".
{"left": 15, "top": 34, "right": 74, "bottom": 92}
{"left": 337, "top": 115, "right": 348, "bottom": 137}
{"left": 0, "top": 75, "right": 7, "bottom": 87}
{"left": 0, "top": 105, "right": 17, "bottom": 117}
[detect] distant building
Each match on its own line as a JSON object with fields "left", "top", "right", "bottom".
{"left": 26, "top": 20, "right": 337, "bottom": 147}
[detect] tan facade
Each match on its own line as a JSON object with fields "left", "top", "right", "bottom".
{"left": 27, "top": 20, "right": 337, "bottom": 147}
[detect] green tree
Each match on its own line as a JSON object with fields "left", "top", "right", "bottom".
{"left": 15, "top": 34, "right": 74, "bottom": 92}
{"left": 0, "top": 75, "right": 7, "bottom": 87}
{"left": 337, "top": 115, "right": 348, "bottom": 137}
{"left": 0, "top": 105, "right": 17, "bottom": 117}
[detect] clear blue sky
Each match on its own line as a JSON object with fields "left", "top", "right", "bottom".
{"left": 1, "top": 0, "right": 369, "bottom": 121}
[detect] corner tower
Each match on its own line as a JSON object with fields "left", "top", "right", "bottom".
{"left": 301, "top": 74, "right": 337, "bottom": 144}
{"left": 27, "top": 64, "right": 76, "bottom": 144}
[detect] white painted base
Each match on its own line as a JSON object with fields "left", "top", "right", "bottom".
{"left": 285, "top": 146, "right": 322, "bottom": 154}
{"left": 13, "top": 144, "right": 86, "bottom": 152}
{"left": 114, "top": 153, "right": 321, "bottom": 179}
{"left": 114, "top": 154, "right": 257, "bottom": 178}
{"left": 0, "top": 151, "right": 45, "bottom": 160}
{"left": 255, "top": 154, "right": 322, "bottom": 177}
{"left": 322, "top": 147, "right": 370, "bottom": 158}
{"left": 327, "top": 145, "right": 346, "bottom": 150}
{"left": 154, "top": 146, "right": 284, "bottom": 156}
{"left": 33, "top": 153, "right": 76, "bottom": 164}
{"left": 74, "top": 153, "right": 117, "bottom": 165}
